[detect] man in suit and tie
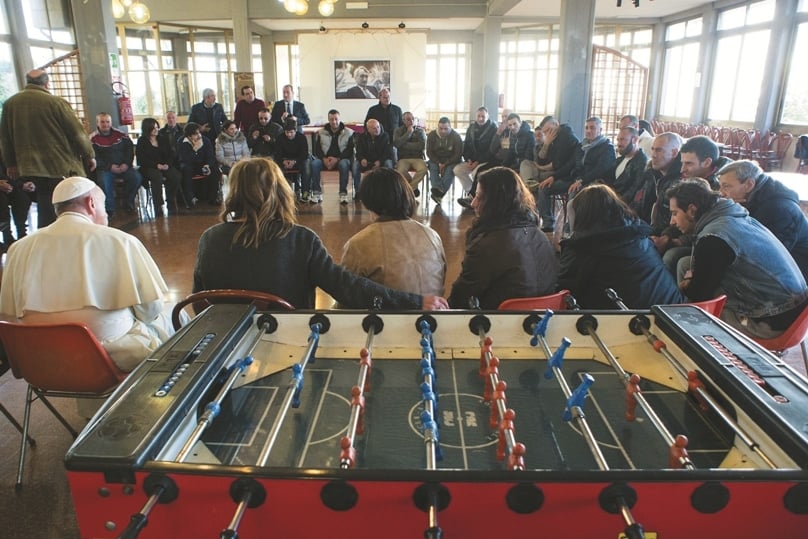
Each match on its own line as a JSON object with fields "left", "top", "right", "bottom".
{"left": 271, "top": 84, "right": 311, "bottom": 134}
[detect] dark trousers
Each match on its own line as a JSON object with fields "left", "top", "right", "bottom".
{"left": 0, "top": 186, "right": 34, "bottom": 241}
{"left": 141, "top": 166, "right": 181, "bottom": 211}
{"left": 28, "top": 177, "right": 61, "bottom": 229}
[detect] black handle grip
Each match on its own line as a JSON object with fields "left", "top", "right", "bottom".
{"left": 116, "top": 513, "right": 147, "bottom": 539}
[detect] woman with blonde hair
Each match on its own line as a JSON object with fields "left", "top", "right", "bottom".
{"left": 194, "top": 158, "right": 448, "bottom": 310}
{"left": 448, "top": 166, "right": 557, "bottom": 309}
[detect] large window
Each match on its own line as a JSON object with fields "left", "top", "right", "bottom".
{"left": 275, "top": 43, "right": 299, "bottom": 100}
{"left": 0, "top": 2, "right": 13, "bottom": 109}
{"left": 118, "top": 27, "right": 177, "bottom": 120}
{"left": 780, "top": 5, "right": 808, "bottom": 125}
{"left": 23, "top": 0, "right": 75, "bottom": 67}
{"left": 425, "top": 42, "right": 470, "bottom": 130}
{"left": 499, "top": 26, "right": 559, "bottom": 125}
{"left": 593, "top": 26, "right": 653, "bottom": 67}
{"left": 659, "top": 17, "right": 702, "bottom": 119}
{"left": 707, "top": 0, "right": 775, "bottom": 123}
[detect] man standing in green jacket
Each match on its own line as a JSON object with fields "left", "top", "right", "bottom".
{"left": 0, "top": 69, "right": 96, "bottom": 227}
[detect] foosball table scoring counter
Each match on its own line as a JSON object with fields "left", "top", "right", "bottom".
{"left": 64, "top": 305, "right": 808, "bottom": 539}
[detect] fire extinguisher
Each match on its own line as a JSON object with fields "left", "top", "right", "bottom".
{"left": 113, "top": 81, "right": 134, "bottom": 126}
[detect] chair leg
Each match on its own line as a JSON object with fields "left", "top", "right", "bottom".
{"left": 800, "top": 339, "right": 808, "bottom": 376}
{"left": 36, "top": 392, "right": 78, "bottom": 437}
{"left": 0, "top": 402, "right": 36, "bottom": 446}
{"left": 16, "top": 385, "right": 34, "bottom": 490}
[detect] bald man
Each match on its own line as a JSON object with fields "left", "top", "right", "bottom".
{"left": 0, "top": 69, "right": 96, "bottom": 228}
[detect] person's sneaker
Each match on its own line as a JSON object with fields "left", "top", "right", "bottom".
{"left": 457, "top": 196, "right": 473, "bottom": 209}
{"left": 339, "top": 192, "right": 349, "bottom": 205}
{"left": 430, "top": 187, "right": 444, "bottom": 204}
{"left": 310, "top": 191, "right": 323, "bottom": 204}
{"left": 300, "top": 191, "right": 310, "bottom": 203}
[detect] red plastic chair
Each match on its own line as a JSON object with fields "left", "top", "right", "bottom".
{"left": 172, "top": 289, "right": 295, "bottom": 330}
{"left": 0, "top": 322, "right": 128, "bottom": 489}
{"left": 688, "top": 295, "right": 727, "bottom": 317}
{"left": 498, "top": 290, "right": 571, "bottom": 311}
{"left": 751, "top": 306, "right": 808, "bottom": 375}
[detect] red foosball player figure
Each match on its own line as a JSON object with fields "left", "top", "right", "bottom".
{"left": 359, "top": 348, "right": 372, "bottom": 393}
{"left": 687, "top": 371, "right": 709, "bottom": 412}
{"left": 490, "top": 380, "right": 508, "bottom": 430}
{"left": 483, "top": 356, "right": 500, "bottom": 403}
{"left": 351, "top": 385, "right": 366, "bottom": 435}
{"left": 479, "top": 336, "right": 493, "bottom": 377}
{"left": 508, "top": 442, "right": 526, "bottom": 471}
{"left": 339, "top": 436, "right": 356, "bottom": 469}
{"left": 497, "top": 408, "right": 516, "bottom": 461}
{"left": 669, "top": 434, "right": 690, "bottom": 469}
{"left": 625, "top": 373, "right": 641, "bottom": 421}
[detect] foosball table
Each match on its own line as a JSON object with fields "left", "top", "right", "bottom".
{"left": 65, "top": 305, "right": 808, "bottom": 538}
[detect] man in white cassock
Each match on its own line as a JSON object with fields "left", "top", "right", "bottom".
{"left": 0, "top": 176, "right": 175, "bottom": 372}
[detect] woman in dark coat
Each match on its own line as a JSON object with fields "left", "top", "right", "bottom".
{"left": 136, "top": 117, "right": 181, "bottom": 216}
{"left": 558, "top": 184, "right": 685, "bottom": 309}
{"left": 448, "top": 167, "right": 558, "bottom": 309}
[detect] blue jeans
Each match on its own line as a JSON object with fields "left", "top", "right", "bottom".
{"left": 99, "top": 168, "right": 142, "bottom": 212}
{"left": 428, "top": 161, "right": 456, "bottom": 195}
{"left": 312, "top": 157, "right": 351, "bottom": 193}
{"left": 350, "top": 160, "right": 393, "bottom": 194}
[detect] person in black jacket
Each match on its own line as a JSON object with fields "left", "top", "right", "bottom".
{"left": 718, "top": 160, "right": 808, "bottom": 281}
{"left": 566, "top": 117, "right": 616, "bottom": 194}
{"left": 533, "top": 115, "right": 581, "bottom": 230}
{"left": 246, "top": 107, "right": 283, "bottom": 158}
{"left": 274, "top": 118, "right": 311, "bottom": 200}
{"left": 455, "top": 106, "right": 499, "bottom": 202}
{"left": 604, "top": 126, "right": 648, "bottom": 204}
{"left": 178, "top": 122, "right": 220, "bottom": 206}
{"left": 136, "top": 117, "right": 181, "bottom": 216}
{"left": 448, "top": 167, "right": 558, "bottom": 309}
{"left": 350, "top": 119, "right": 394, "bottom": 203}
{"left": 559, "top": 184, "right": 685, "bottom": 309}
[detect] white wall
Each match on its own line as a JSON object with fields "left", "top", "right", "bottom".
{"left": 298, "top": 32, "right": 427, "bottom": 126}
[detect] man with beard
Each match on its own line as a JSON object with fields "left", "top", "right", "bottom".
{"left": 246, "top": 107, "right": 283, "bottom": 158}
{"left": 455, "top": 106, "right": 498, "bottom": 207}
{"left": 669, "top": 179, "right": 808, "bottom": 339}
{"left": 604, "top": 126, "right": 648, "bottom": 204}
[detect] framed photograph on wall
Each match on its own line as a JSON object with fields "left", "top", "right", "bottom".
{"left": 334, "top": 60, "right": 390, "bottom": 99}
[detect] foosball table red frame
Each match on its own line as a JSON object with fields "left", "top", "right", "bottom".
{"left": 65, "top": 305, "right": 808, "bottom": 539}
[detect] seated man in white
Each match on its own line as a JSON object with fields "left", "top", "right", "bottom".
{"left": 0, "top": 176, "right": 175, "bottom": 373}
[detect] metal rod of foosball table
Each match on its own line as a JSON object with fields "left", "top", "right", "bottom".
{"left": 256, "top": 323, "right": 321, "bottom": 467}
{"left": 175, "top": 355, "right": 254, "bottom": 461}
{"left": 579, "top": 299, "right": 692, "bottom": 468}
{"left": 530, "top": 312, "right": 609, "bottom": 469}
{"left": 176, "top": 315, "right": 276, "bottom": 461}
{"left": 608, "top": 294, "right": 779, "bottom": 469}
{"left": 606, "top": 290, "right": 779, "bottom": 468}
{"left": 220, "top": 493, "right": 251, "bottom": 539}
{"left": 116, "top": 490, "right": 162, "bottom": 539}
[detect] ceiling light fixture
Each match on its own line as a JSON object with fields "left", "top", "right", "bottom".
{"left": 398, "top": 22, "right": 405, "bottom": 29}
{"left": 361, "top": 21, "right": 369, "bottom": 29}
{"left": 111, "top": 0, "right": 150, "bottom": 24}
{"left": 282, "top": 0, "right": 340, "bottom": 17}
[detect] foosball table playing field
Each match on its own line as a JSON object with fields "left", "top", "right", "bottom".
{"left": 65, "top": 304, "right": 808, "bottom": 538}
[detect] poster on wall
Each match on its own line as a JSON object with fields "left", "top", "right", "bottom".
{"left": 334, "top": 60, "right": 390, "bottom": 99}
